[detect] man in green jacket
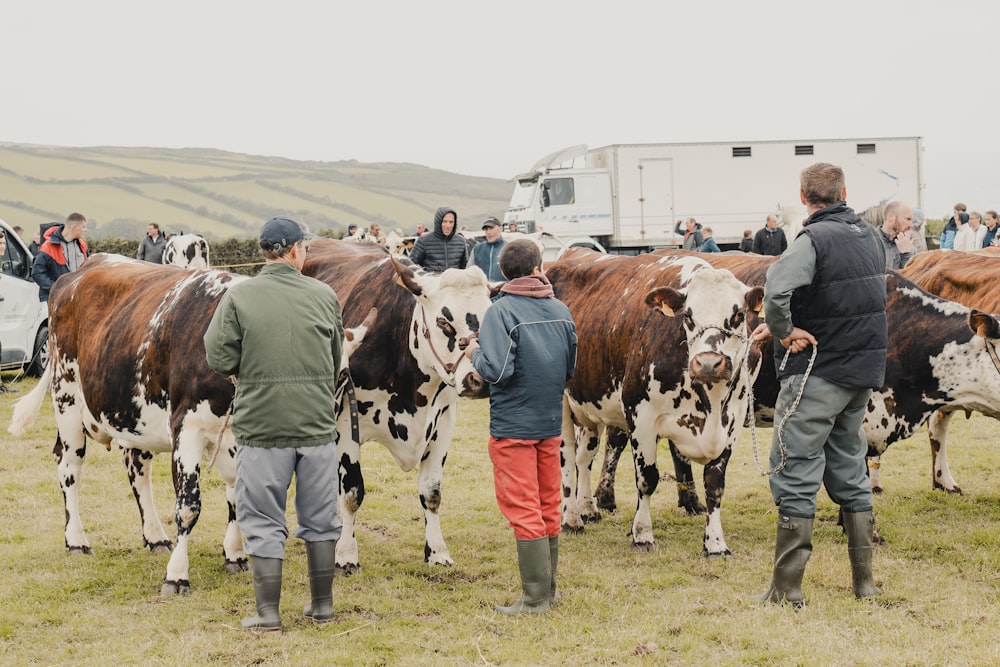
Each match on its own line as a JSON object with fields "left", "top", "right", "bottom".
{"left": 204, "top": 217, "right": 344, "bottom": 633}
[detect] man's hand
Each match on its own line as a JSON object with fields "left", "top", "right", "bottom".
{"left": 779, "top": 327, "right": 818, "bottom": 354}
{"left": 895, "top": 233, "right": 914, "bottom": 254}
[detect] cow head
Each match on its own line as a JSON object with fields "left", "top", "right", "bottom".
{"left": 392, "top": 258, "right": 492, "bottom": 398}
{"left": 645, "top": 268, "right": 764, "bottom": 384}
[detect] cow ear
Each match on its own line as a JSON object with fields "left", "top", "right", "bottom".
{"left": 645, "top": 287, "right": 686, "bottom": 316}
{"left": 969, "top": 309, "right": 1000, "bottom": 340}
{"left": 745, "top": 285, "right": 765, "bottom": 313}
{"left": 391, "top": 256, "right": 424, "bottom": 297}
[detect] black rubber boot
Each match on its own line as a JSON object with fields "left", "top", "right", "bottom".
{"left": 303, "top": 540, "right": 337, "bottom": 623}
{"left": 242, "top": 557, "right": 282, "bottom": 633}
{"left": 497, "top": 537, "right": 551, "bottom": 615}
{"left": 754, "top": 514, "right": 813, "bottom": 608}
{"left": 549, "top": 535, "right": 559, "bottom": 606}
{"left": 843, "top": 510, "right": 880, "bottom": 599}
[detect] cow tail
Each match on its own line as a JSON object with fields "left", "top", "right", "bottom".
{"left": 8, "top": 363, "right": 52, "bottom": 436}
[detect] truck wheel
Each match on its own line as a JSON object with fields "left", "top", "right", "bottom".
{"left": 27, "top": 324, "right": 48, "bottom": 377}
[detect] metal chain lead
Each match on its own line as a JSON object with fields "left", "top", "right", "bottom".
{"left": 750, "top": 344, "right": 818, "bottom": 478}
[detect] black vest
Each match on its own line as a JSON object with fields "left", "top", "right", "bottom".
{"left": 776, "top": 202, "right": 887, "bottom": 389}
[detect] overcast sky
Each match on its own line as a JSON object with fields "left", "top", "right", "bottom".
{"left": 2, "top": 1, "right": 995, "bottom": 216}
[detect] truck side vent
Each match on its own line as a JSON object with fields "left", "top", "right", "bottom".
{"left": 857, "top": 143, "right": 876, "bottom": 154}
{"left": 795, "top": 145, "right": 814, "bottom": 155}
{"left": 732, "top": 146, "right": 752, "bottom": 157}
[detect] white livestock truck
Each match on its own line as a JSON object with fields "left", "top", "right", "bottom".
{"left": 503, "top": 138, "right": 924, "bottom": 253}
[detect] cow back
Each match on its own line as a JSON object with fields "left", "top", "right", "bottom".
{"left": 901, "top": 250, "right": 1000, "bottom": 312}
{"left": 49, "top": 254, "right": 242, "bottom": 432}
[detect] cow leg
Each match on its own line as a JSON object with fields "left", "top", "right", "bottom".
{"left": 595, "top": 426, "right": 628, "bottom": 513}
{"left": 628, "top": 433, "right": 658, "bottom": 552}
{"left": 122, "top": 447, "right": 172, "bottom": 554}
{"left": 576, "top": 426, "right": 602, "bottom": 524}
{"left": 161, "top": 432, "right": 205, "bottom": 596}
{"left": 867, "top": 455, "right": 884, "bottom": 494}
{"left": 211, "top": 439, "right": 248, "bottom": 574}
{"left": 335, "top": 434, "right": 364, "bottom": 575}
{"left": 702, "top": 446, "right": 732, "bottom": 557}
{"left": 53, "top": 431, "right": 93, "bottom": 555}
{"left": 559, "top": 403, "right": 585, "bottom": 533}
{"left": 668, "top": 441, "right": 706, "bottom": 516}
{"left": 928, "top": 409, "right": 962, "bottom": 494}
{"left": 417, "top": 424, "right": 455, "bottom": 567}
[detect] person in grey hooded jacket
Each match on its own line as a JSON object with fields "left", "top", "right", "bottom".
{"left": 409, "top": 207, "right": 468, "bottom": 272}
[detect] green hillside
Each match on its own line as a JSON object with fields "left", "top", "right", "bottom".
{"left": 0, "top": 143, "right": 512, "bottom": 240}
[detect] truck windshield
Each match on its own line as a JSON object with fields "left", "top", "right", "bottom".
{"left": 508, "top": 180, "right": 537, "bottom": 210}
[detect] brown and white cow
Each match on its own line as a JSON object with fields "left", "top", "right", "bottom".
{"left": 302, "top": 238, "right": 492, "bottom": 574}
{"left": 545, "top": 248, "right": 764, "bottom": 556}
{"left": 7, "top": 253, "right": 373, "bottom": 595}
{"left": 594, "top": 252, "right": 1000, "bottom": 523}
{"left": 162, "top": 234, "right": 210, "bottom": 268}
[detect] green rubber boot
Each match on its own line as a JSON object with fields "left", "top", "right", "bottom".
{"left": 242, "top": 557, "right": 282, "bottom": 633}
{"left": 303, "top": 540, "right": 337, "bottom": 623}
{"left": 497, "top": 537, "right": 551, "bottom": 615}
{"left": 754, "top": 514, "right": 813, "bottom": 608}
{"left": 549, "top": 535, "right": 559, "bottom": 606}
{"left": 843, "top": 510, "right": 881, "bottom": 599}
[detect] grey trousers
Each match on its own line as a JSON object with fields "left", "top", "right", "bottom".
{"left": 768, "top": 374, "right": 874, "bottom": 518}
{"left": 235, "top": 443, "right": 341, "bottom": 559}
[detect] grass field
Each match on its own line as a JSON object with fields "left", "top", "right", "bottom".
{"left": 2, "top": 372, "right": 1000, "bottom": 666}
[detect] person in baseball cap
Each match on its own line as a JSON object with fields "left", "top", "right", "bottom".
{"left": 473, "top": 217, "right": 508, "bottom": 283}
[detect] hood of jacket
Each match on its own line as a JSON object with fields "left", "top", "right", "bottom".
{"left": 433, "top": 207, "right": 458, "bottom": 239}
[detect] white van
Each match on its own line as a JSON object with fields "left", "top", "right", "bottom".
{"left": 0, "top": 218, "right": 48, "bottom": 376}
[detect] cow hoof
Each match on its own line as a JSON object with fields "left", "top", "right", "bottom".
{"left": 871, "top": 486, "right": 884, "bottom": 495}
{"left": 933, "top": 482, "right": 963, "bottom": 495}
{"left": 335, "top": 563, "right": 361, "bottom": 577}
{"left": 595, "top": 499, "right": 617, "bottom": 513}
{"left": 561, "top": 522, "right": 585, "bottom": 534}
{"left": 679, "top": 503, "right": 707, "bottom": 516}
{"left": 160, "top": 579, "right": 191, "bottom": 596}
{"left": 580, "top": 511, "right": 602, "bottom": 524}
{"left": 704, "top": 549, "right": 732, "bottom": 560}
{"left": 630, "top": 541, "right": 656, "bottom": 553}
{"left": 224, "top": 558, "right": 249, "bottom": 574}
{"left": 67, "top": 545, "right": 93, "bottom": 555}
{"left": 873, "top": 529, "right": 886, "bottom": 546}
{"left": 147, "top": 541, "right": 172, "bottom": 555}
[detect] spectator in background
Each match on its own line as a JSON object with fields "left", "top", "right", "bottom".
{"left": 32, "top": 212, "right": 89, "bottom": 301}
{"left": 508, "top": 222, "right": 519, "bottom": 233}
{"left": 878, "top": 201, "right": 915, "bottom": 269}
{"left": 345, "top": 224, "right": 360, "bottom": 239}
{"left": 415, "top": 223, "right": 427, "bottom": 237}
{"left": 700, "top": 227, "right": 721, "bottom": 253}
{"left": 674, "top": 217, "right": 703, "bottom": 250}
{"left": 368, "top": 223, "right": 387, "bottom": 245}
{"left": 954, "top": 211, "right": 986, "bottom": 251}
{"left": 12, "top": 225, "right": 24, "bottom": 239}
{"left": 473, "top": 217, "right": 508, "bottom": 283}
{"left": 137, "top": 222, "right": 167, "bottom": 263}
{"left": 28, "top": 230, "right": 41, "bottom": 256}
{"left": 752, "top": 215, "right": 788, "bottom": 256}
{"left": 940, "top": 203, "right": 966, "bottom": 250}
{"left": 981, "top": 211, "right": 998, "bottom": 247}
{"left": 740, "top": 229, "right": 754, "bottom": 253}
{"left": 907, "top": 209, "right": 928, "bottom": 254}
{"left": 409, "top": 207, "right": 468, "bottom": 272}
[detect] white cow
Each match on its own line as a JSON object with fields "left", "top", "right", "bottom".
{"left": 163, "top": 234, "right": 210, "bottom": 268}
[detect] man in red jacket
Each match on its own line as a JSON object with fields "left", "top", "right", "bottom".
{"left": 32, "top": 213, "right": 89, "bottom": 301}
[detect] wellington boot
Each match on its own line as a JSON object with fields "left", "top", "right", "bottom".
{"left": 303, "top": 540, "right": 337, "bottom": 623}
{"left": 754, "top": 514, "right": 813, "bottom": 608}
{"left": 242, "top": 557, "right": 283, "bottom": 633}
{"left": 497, "top": 537, "right": 551, "bottom": 615}
{"left": 843, "top": 510, "right": 880, "bottom": 599}
{"left": 548, "top": 535, "right": 559, "bottom": 606}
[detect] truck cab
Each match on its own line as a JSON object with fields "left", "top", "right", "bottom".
{"left": 0, "top": 218, "right": 48, "bottom": 376}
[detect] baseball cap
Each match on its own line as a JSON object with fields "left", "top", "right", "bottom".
{"left": 482, "top": 217, "right": 501, "bottom": 230}
{"left": 259, "top": 217, "right": 314, "bottom": 249}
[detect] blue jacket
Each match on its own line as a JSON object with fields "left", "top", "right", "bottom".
{"left": 471, "top": 278, "right": 577, "bottom": 439}
{"left": 472, "top": 238, "right": 507, "bottom": 282}
{"left": 700, "top": 237, "right": 721, "bottom": 253}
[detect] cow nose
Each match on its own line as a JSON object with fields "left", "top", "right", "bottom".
{"left": 460, "top": 371, "right": 487, "bottom": 398}
{"left": 690, "top": 352, "right": 728, "bottom": 381}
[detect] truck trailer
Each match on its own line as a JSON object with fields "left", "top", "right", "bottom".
{"left": 503, "top": 137, "right": 924, "bottom": 253}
